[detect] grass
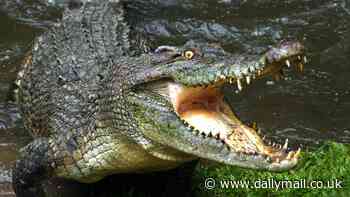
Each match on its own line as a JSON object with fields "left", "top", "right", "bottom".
{"left": 193, "top": 141, "right": 350, "bottom": 196}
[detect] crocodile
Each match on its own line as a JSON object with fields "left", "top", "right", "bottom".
{"left": 13, "top": 0, "right": 306, "bottom": 196}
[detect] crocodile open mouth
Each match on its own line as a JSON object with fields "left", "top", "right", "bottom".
{"left": 158, "top": 53, "right": 307, "bottom": 168}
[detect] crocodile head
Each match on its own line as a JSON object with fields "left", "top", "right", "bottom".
{"left": 128, "top": 40, "right": 306, "bottom": 171}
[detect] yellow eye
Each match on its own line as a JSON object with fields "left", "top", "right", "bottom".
{"left": 184, "top": 50, "right": 194, "bottom": 60}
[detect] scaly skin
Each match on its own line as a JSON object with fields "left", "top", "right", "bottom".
{"left": 13, "top": 0, "right": 306, "bottom": 196}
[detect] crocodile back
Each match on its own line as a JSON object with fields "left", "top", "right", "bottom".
{"left": 17, "top": 1, "right": 130, "bottom": 138}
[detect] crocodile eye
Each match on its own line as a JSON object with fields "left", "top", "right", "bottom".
{"left": 183, "top": 50, "right": 195, "bottom": 60}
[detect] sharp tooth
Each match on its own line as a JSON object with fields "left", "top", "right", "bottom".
{"left": 286, "top": 151, "right": 294, "bottom": 160}
{"left": 237, "top": 79, "right": 242, "bottom": 91}
{"left": 257, "top": 70, "right": 262, "bottom": 76}
{"left": 15, "top": 80, "right": 21, "bottom": 86}
{"left": 275, "top": 158, "right": 280, "bottom": 163}
{"left": 297, "top": 63, "right": 304, "bottom": 73}
{"left": 248, "top": 67, "right": 253, "bottom": 73}
{"left": 229, "top": 78, "right": 233, "bottom": 84}
{"left": 246, "top": 76, "right": 251, "bottom": 85}
{"left": 257, "top": 128, "right": 262, "bottom": 134}
{"left": 286, "top": 60, "right": 291, "bottom": 68}
{"left": 297, "top": 56, "right": 301, "bottom": 60}
{"left": 283, "top": 138, "right": 288, "bottom": 150}
{"left": 265, "top": 157, "right": 272, "bottom": 162}
{"left": 262, "top": 135, "right": 266, "bottom": 141}
{"left": 18, "top": 70, "right": 24, "bottom": 78}
{"left": 303, "top": 56, "right": 308, "bottom": 63}
{"left": 294, "top": 148, "right": 301, "bottom": 158}
{"left": 251, "top": 122, "right": 257, "bottom": 130}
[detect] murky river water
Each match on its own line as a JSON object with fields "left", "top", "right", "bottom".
{"left": 0, "top": 0, "right": 349, "bottom": 196}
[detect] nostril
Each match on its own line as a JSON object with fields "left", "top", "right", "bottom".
{"left": 67, "top": 0, "right": 84, "bottom": 10}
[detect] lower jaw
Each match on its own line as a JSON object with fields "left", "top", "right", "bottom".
{"left": 166, "top": 81, "right": 299, "bottom": 163}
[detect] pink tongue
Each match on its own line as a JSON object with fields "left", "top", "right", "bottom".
{"left": 166, "top": 82, "right": 233, "bottom": 139}
{"left": 167, "top": 83, "right": 223, "bottom": 114}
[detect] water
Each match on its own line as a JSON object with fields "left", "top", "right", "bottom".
{"left": 0, "top": 0, "right": 349, "bottom": 195}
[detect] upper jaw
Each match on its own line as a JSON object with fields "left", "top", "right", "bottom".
{"left": 172, "top": 40, "right": 306, "bottom": 91}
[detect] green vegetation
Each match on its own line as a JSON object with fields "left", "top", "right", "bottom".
{"left": 193, "top": 142, "right": 350, "bottom": 196}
